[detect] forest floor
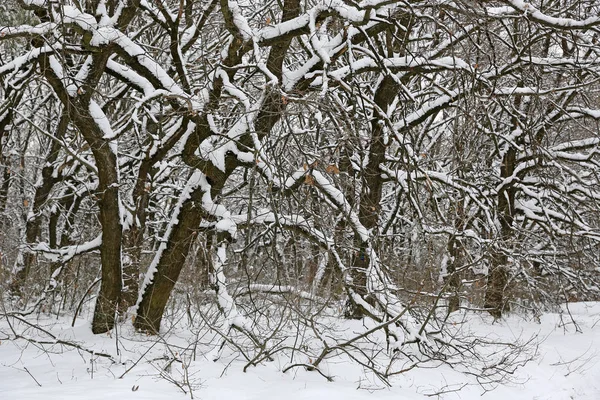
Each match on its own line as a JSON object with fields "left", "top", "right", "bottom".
{"left": 1, "top": 302, "right": 599, "bottom": 400}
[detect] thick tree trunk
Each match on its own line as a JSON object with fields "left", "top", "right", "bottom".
{"left": 484, "top": 255, "right": 509, "bottom": 319}
{"left": 69, "top": 112, "right": 123, "bottom": 334}
{"left": 134, "top": 192, "right": 205, "bottom": 333}
{"left": 90, "top": 147, "right": 123, "bottom": 333}
{"left": 346, "top": 76, "right": 399, "bottom": 319}
{"left": 484, "top": 146, "right": 517, "bottom": 318}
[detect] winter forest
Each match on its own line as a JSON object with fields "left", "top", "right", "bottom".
{"left": 0, "top": 0, "right": 599, "bottom": 399}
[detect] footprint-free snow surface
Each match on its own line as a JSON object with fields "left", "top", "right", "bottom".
{"left": 1, "top": 303, "right": 599, "bottom": 400}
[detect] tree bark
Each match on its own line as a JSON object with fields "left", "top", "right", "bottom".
{"left": 134, "top": 189, "right": 206, "bottom": 333}
{"left": 445, "top": 236, "right": 463, "bottom": 314}
{"left": 484, "top": 146, "right": 517, "bottom": 318}
{"left": 87, "top": 135, "right": 123, "bottom": 334}
{"left": 346, "top": 75, "right": 400, "bottom": 319}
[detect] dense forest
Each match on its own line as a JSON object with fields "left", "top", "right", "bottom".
{"left": 1, "top": 0, "right": 600, "bottom": 388}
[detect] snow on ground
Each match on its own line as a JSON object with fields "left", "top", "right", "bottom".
{"left": 1, "top": 303, "right": 599, "bottom": 400}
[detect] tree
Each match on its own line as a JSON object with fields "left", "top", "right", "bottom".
{"left": 0, "top": 0, "right": 598, "bottom": 361}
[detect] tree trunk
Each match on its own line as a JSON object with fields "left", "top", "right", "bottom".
{"left": 0, "top": 122, "right": 11, "bottom": 231}
{"left": 346, "top": 75, "right": 399, "bottom": 318}
{"left": 134, "top": 188, "right": 205, "bottom": 333}
{"left": 484, "top": 255, "right": 509, "bottom": 319}
{"left": 69, "top": 111, "right": 123, "bottom": 334}
{"left": 120, "top": 163, "right": 151, "bottom": 310}
{"left": 90, "top": 146, "right": 123, "bottom": 334}
{"left": 445, "top": 196, "right": 466, "bottom": 314}
{"left": 484, "top": 146, "right": 517, "bottom": 318}
{"left": 12, "top": 113, "right": 68, "bottom": 291}
{"left": 445, "top": 237, "right": 463, "bottom": 314}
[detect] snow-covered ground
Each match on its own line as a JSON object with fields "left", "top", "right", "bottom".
{"left": 1, "top": 303, "right": 599, "bottom": 400}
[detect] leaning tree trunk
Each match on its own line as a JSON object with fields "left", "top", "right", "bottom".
{"left": 135, "top": 0, "right": 303, "bottom": 334}
{"left": 134, "top": 189, "right": 206, "bottom": 333}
